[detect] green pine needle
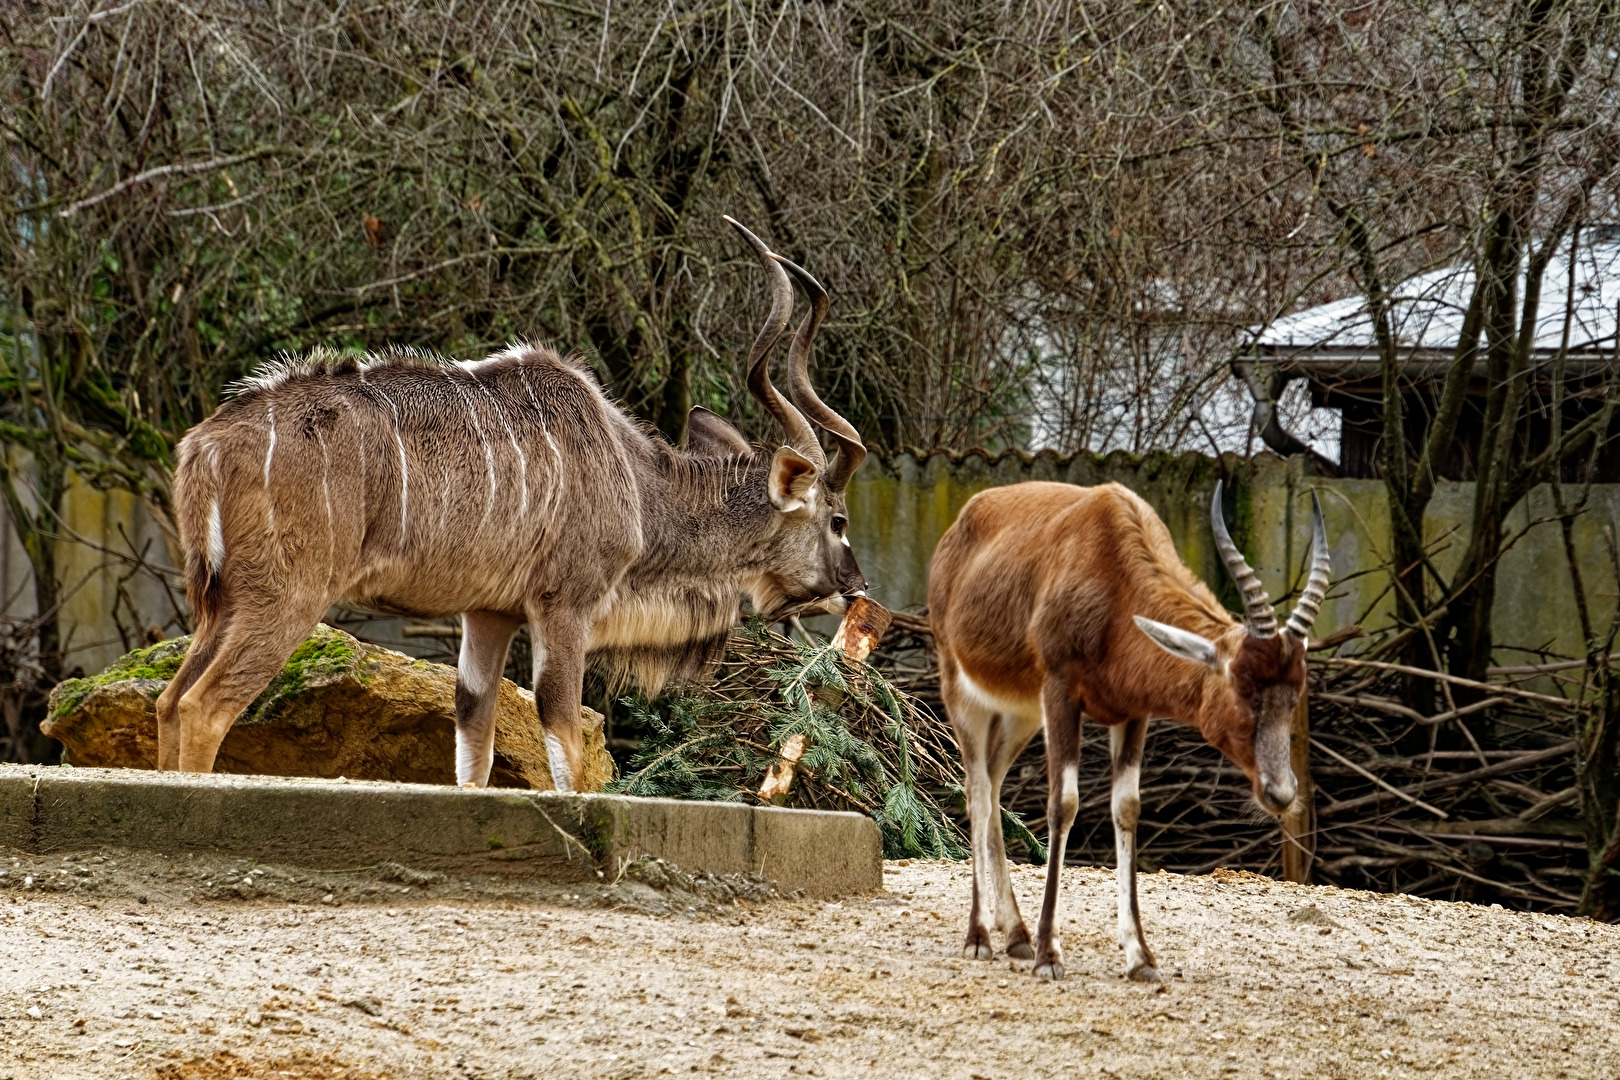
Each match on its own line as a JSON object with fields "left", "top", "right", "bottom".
{"left": 609, "top": 618, "right": 968, "bottom": 860}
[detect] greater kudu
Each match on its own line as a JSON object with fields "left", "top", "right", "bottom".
{"left": 157, "top": 219, "right": 867, "bottom": 790}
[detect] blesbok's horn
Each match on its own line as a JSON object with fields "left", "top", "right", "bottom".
{"left": 1284, "top": 490, "right": 1332, "bottom": 640}
{"left": 723, "top": 217, "right": 823, "bottom": 467}
{"left": 771, "top": 253, "right": 867, "bottom": 493}
{"left": 1210, "top": 480, "right": 1278, "bottom": 637}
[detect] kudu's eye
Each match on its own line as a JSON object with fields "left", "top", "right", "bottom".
{"left": 831, "top": 514, "right": 848, "bottom": 535}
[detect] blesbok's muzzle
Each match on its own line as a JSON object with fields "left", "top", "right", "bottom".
{"left": 1259, "top": 771, "right": 1297, "bottom": 814}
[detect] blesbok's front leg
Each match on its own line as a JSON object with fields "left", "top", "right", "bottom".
{"left": 1033, "top": 681, "right": 1083, "bottom": 980}
{"left": 1110, "top": 717, "right": 1158, "bottom": 981}
{"left": 454, "top": 611, "right": 524, "bottom": 788}
{"left": 529, "top": 610, "right": 589, "bottom": 792}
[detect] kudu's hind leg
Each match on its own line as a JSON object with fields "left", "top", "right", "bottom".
{"left": 453, "top": 611, "right": 523, "bottom": 787}
{"left": 154, "top": 626, "right": 224, "bottom": 771}
{"left": 1032, "top": 681, "right": 1083, "bottom": 980}
{"left": 1110, "top": 717, "right": 1158, "bottom": 981}
{"left": 172, "top": 610, "right": 332, "bottom": 773}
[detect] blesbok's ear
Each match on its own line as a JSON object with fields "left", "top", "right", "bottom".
{"left": 1133, "top": 616, "right": 1220, "bottom": 671}
{"left": 686, "top": 406, "right": 751, "bottom": 456}
{"left": 768, "top": 446, "right": 820, "bottom": 512}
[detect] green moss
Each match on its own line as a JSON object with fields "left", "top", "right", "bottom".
{"left": 46, "top": 623, "right": 365, "bottom": 722}
{"left": 243, "top": 625, "right": 362, "bottom": 720}
{"left": 47, "top": 636, "right": 192, "bottom": 719}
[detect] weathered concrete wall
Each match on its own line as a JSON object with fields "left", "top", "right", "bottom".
{"left": 8, "top": 452, "right": 1616, "bottom": 674}
{"left": 0, "top": 469, "right": 182, "bottom": 675}
{"left": 846, "top": 451, "right": 1618, "bottom": 662}
{"left": 1, "top": 764, "right": 883, "bottom": 898}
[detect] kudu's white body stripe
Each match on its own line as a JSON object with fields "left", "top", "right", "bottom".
{"left": 449, "top": 379, "right": 498, "bottom": 525}
{"left": 517, "top": 367, "right": 566, "bottom": 516}
{"left": 473, "top": 377, "right": 529, "bottom": 518}
{"left": 262, "top": 405, "right": 277, "bottom": 486}
{"left": 370, "top": 383, "right": 411, "bottom": 544}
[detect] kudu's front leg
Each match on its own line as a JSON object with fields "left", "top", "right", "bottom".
{"left": 1033, "top": 681, "right": 1083, "bottom": 979}
{"left": 530, "top": 610, "right": 589, "bottom": 793}
{"left": 453, "top": 611, "right": 523, "bottom": 787}
{"left": 1111, "top": 717, "right": 1158, "bottom": 981}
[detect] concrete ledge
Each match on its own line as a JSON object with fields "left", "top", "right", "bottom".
{"left": 0, "top": 765, "right": 882, "bottom": 899}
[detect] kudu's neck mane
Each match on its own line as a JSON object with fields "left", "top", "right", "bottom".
{"left": 586, "top": 428, "right": 782, "bottom": 693}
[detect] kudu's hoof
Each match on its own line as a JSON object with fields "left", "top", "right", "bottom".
{"left": 1004, "top": 928, "right": 1035, "bottom": 961}
{"left": 1126, "top": 962, "right": 1161, "bottom": 983}
{"left": 1034, "top": 958, "right": 1064, "bottom": 981}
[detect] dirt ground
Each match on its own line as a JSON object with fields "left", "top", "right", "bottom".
{"left": 0, "top": 847, "right": 1617, "bottom": 1080}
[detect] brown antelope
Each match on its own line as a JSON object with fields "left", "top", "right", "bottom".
{"left": 928, "top": 480, "right": 1331, "bottom": 981}
{"left": 155, "top": 219, "right": 867, "bottom": 789}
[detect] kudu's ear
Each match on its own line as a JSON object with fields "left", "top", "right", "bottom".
{"left": 1133, "top": 615, "right": 1220, "bottom": 671}
{"left": 685, "top": 406, "right": 751, "bottom": 457}
{"left": 768, "top": 446, "right": 819, "bottom": 512}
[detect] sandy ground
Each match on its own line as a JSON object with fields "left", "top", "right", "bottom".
{"left": 0, "top": 847, "right": 1617, "bottom": 1080}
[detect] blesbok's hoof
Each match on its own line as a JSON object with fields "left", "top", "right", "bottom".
{"left": 1034, "top": 958, "right": 1064, "bottom": 981}
{"left": 1004, "top": 927, "right": 1034, "bottom": 961}
{"left": 1126, "top": 962, "right": 1161, "bottom": 983}
{"left": 962, "top": 927, "right": 993, "bottom": 960}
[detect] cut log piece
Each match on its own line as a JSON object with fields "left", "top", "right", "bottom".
{"left": 758, "top": 733, "right": 810, "bottom": 805}
{"left": 831, "top": 596, "right": 893, "bottom": 662}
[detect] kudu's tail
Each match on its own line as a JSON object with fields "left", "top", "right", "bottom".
{"left": 173, "top": 434, "right": 228, "bottom": 638}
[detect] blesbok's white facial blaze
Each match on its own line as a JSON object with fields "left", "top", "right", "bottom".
{"left": 155, "top": 219, "right": 869, "bottom": 795}
{"left": 928, "top": 479, "right": 1334, "bottom": 981}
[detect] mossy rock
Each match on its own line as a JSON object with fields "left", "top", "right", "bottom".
{"left": 41, "top": 625, "right": 614, "bottom": 791}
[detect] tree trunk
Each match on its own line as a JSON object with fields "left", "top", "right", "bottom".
{"left": 1578, "top": 675, "right": 1620, "bottom": 920}
{"left": 1280, "top": 689, "right": 1315, "bottom": 883}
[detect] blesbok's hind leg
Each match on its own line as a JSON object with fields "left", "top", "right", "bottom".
{"left": 945, "top": 673, "right": 1039, "bottom": 961}
{"left": 173, "top": 612, "right": 331, "bottom": 773}
{"left": 1033, "top": 680, "right": 1084, "bottom": 980}
{"left": 1110, "top": 717, "right": 1158, "bottom": 982}
{"left": 943, "top": 675, "right": 998, "bottom": 959}
{"left": 453, "top": 611, "right": 524, "bottom": 788}
{"left": 529, "top": 608, "right": 589, "bottom": 792}
{"left": 984, "top": 712, "right": 1040, "bottom": 960}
